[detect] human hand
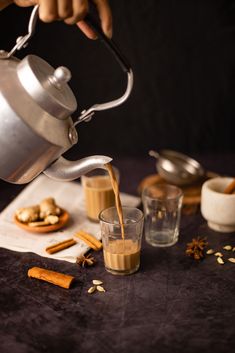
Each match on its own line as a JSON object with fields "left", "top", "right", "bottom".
{"left": 2, "top": 0, "right": 112, "bottom": 39}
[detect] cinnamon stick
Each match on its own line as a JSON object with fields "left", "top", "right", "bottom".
{"left": 28, "top": 267, "right": 74, "bottom": 289}
{"left": 46, "top": 238, "right": 76, "bottom": 254}
{"left": 74, "top": 230, "right": 102, "bottom": 251}
{"left": 224, "top": 179, "right": 235, "bottom": 194}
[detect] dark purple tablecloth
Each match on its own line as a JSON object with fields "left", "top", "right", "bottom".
{"left": 0, "top": 155, "right": 235, "bottom": 353}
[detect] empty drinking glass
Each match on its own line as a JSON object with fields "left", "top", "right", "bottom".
{"left": 142, "top": 184, "right": 183, "bottom": 247}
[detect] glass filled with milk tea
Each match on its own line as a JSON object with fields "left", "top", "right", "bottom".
{"left": 81, "top": 167, "right": 119, "bottom": 222}
{"left": 99, "top": 207, "right": 144, "bottom": 275}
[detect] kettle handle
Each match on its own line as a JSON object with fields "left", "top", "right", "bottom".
{"left": 74, "top": 15, "right": 134, "bottom": 125}
{"left": 6, "top": 5, "right": 39, "bottom": 59}
{"left": 6, "top": 5, "right": 133, "bottom": 124}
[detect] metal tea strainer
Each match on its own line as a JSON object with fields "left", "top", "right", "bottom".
{"left": 149, "top": 150, "right": 205, "bottom": 186}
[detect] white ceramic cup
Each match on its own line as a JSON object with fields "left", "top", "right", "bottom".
{"left": 201, "top": 177, "right": 235, "bottom": 232}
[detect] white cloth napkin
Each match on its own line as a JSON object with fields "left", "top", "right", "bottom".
{"left": 0, "top": 174, "right": 140, "bottom": 263}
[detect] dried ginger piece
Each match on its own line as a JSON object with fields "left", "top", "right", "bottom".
{"left": 39, "top": 197, "right": 61, "bottom": 219}
{"left": 44, "top": 215, "right": 59, "bottom": 225}
{"left": 15, "top": 205, "right": 40, "bottom": 223}
{"left": 15, "top": 197, "right": 63, "bottom": 227}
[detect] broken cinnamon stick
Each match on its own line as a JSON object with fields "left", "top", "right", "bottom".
{"left": 74, "top": 230, "right": 102, "bottom": 251}
{"left": 224, "top": 179, "right": 235, "bottom": 194}
{"left": 28, "top": 267, "right": 74, "bottom": 289}
{"left": 46, "top": 238, "right": 76, "bottom": 254}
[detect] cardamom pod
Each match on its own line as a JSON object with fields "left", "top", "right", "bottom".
{"left": 206, "top": 249, "right": 214, "bottom": 255}
{"left": 223, "top": 245, "right": 232, "bottom": 251}
{"left": 97, "top": 285, "right": 106, "bottom": 292}
{"left": 88, "top": 286, "right": 96, "bottom": 294}
{"left": 214, "top": 252, "right": 223, "bottom": 257}
{"left": 92, "top": 280, "right": 103, "bottom": 285}
{"left": 217, "top": 257, "right": 224, "bottom": 265}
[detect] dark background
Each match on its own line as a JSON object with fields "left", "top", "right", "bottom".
{"left": 0, "top": 0, "right": 235, "bottom": 159}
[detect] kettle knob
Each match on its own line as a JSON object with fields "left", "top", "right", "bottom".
{"left": 49, "top": 67, "right": 72, "bottom": 89}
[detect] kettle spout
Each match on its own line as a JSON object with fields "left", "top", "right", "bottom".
{"left": 43, "top": 155, "right": 112, "bottom": 181}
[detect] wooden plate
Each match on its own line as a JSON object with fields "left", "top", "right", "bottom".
{"left": 13, "top": 209, "right": 69, "bottom": 233}
{"left": 138, "top": 172, "right": 219, "bottom": 215}
{"left": 138, "top": 174, "right": 202, "bottom": 205}
{"left": 138, "top": 174, "right": 202, "bottom": 215}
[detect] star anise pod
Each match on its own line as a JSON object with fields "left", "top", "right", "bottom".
{"left": 186, "top": 236, "right": 208, "bottom": 260}
{"left": 76, "top": 253, "right": 96, "bottom": 267}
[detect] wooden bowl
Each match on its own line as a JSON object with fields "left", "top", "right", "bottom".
{"left": 13, "top": 209, "right": 69, "bottom": 233}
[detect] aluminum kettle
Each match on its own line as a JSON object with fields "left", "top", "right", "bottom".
{"left": 0, "top": 6, "right": 133, "bottom": 184}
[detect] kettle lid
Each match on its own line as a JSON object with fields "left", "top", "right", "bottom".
{"left": 17, "top": 55, "right": 77, "bottom": 119}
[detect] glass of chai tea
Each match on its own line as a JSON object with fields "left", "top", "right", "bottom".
{"left": 81, "top": 167, "right": 119, "bottom": 222}
{"left": 99, "top": 207, "right": 144, "bottom": 275}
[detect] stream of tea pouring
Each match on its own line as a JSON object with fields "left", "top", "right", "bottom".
{"left": 105, "top": 163, "right": 125, "bottom": 239}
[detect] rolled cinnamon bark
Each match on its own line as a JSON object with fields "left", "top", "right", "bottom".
{"left": 74, "top": 230, "right": 102, "bottom": 251}
{"left": 28, "top": 267, "right": 75, "bottom": 289}
{"left": 45, "top": 238, "right": 76, "bottom": 254}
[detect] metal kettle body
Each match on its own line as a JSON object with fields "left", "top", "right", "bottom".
{"left": 0, "top": 54, "right": 78, "bottom": 184}
{"left": 0, "top": 6, "right": 133, "bottom": 184}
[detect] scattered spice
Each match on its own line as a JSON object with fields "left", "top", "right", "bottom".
{"left": 87, "top": 280, "right": 106, "bottom": 294}
{"left": 76, "top": 253, "right": 96, "bottom": 267}
{"left": 186, "top": 237, "right": 235, "bottom": 266}
{"left": 214, "top": 252, "right": 223, "bottom": 257}
{"left": 217, "top": 257, "right": 225, "bottom": 265}
{"left": 223, "top": 245, "right": 232, "bottom": 251}
{"left": 97, "top": 285, "right": 106, "bottom": 292}
{"left": 186, "top": 237, "right": 208, "bottom": 260}
{"left": 92, "top": 280, "right": 103, "bottom": 285}
{"left": 88, "top": 286, "right": 96, "bottom": 294}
